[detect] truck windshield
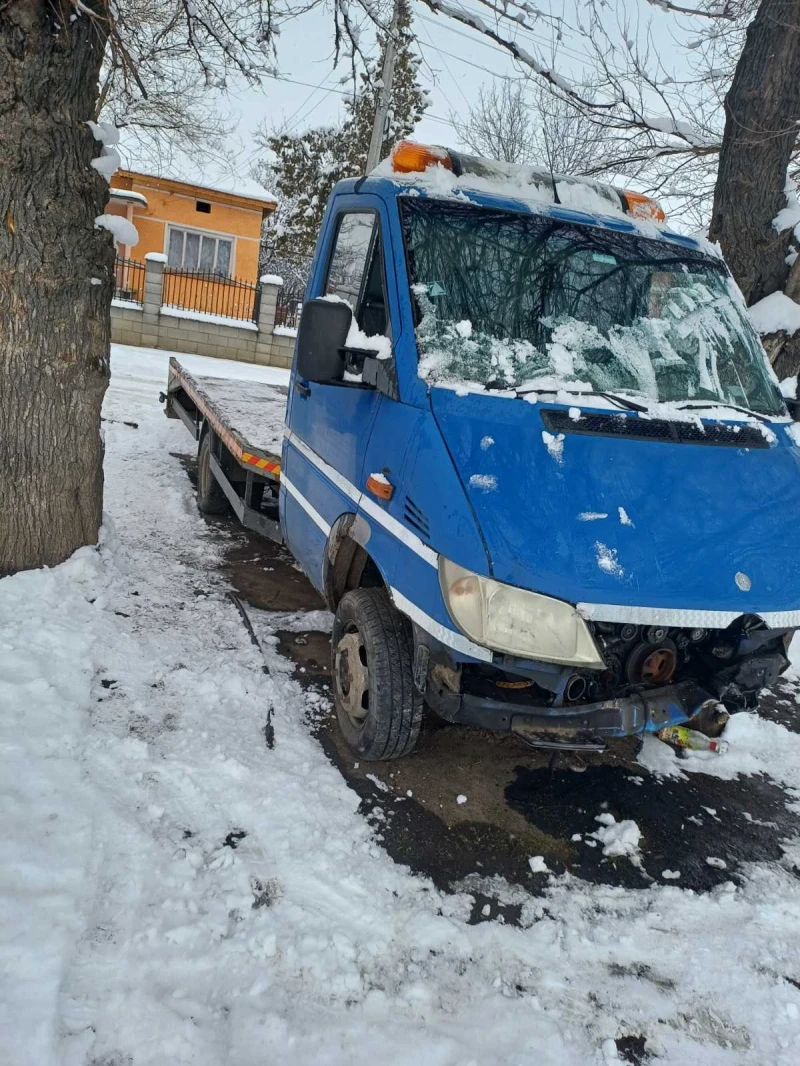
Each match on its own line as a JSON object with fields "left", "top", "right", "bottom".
{"left": 400, "top": 198, "right": 784, "bottom": 417}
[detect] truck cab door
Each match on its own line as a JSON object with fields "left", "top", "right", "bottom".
{"left": 282, "top": 199, "right": 391, "bottom": 591}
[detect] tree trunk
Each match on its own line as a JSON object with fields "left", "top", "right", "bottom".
{"left": 709, "top": 0, "right": 800, "bottom": 305}
{"left": 0, "top": 2, "right": 112, "bottom": 576}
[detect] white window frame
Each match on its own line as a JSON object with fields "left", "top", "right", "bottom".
{"left": 164, "top": 224, "right": 236, "bottom": 277}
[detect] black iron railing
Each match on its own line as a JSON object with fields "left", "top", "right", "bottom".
{"left": 113, "top": 255, "right": 145, "bottom": 304}
{"left": 274, "top": 288, "right": 304, "bottom": 330}
{"left": 162, "top": 267, "right": 260, "bottom": 323}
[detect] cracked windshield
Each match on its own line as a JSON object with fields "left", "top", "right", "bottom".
{"left": 401, "top": 198, "right": 784, "bottom": 416}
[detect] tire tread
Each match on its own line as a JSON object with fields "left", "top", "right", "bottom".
{"left": 333, "top": 588, "right": 422, "bottom": 760}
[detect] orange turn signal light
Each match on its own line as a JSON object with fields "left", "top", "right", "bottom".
{"left": 366, "top": 474, "right": 393, "bottom": 501}
{"left": 391, "top": 140, "right": 452, "bottom": 175}
{"left": 622, "top": 190, "right": 666, "bottom": 222}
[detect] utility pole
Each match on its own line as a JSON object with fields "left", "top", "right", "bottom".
{"left": 365, "top": 0, "right": 401, "bottom": 173}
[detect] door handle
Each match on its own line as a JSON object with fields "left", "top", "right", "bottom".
{"left": 294, "top": 381, "right": 311, "bottom": 398}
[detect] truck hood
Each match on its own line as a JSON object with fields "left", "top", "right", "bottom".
{"left": 431, "top": 388, "right": 800, "bottom": 618}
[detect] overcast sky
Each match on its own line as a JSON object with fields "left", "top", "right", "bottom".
{"left": 123, "top": 1, "right": 698, "bottom": 201}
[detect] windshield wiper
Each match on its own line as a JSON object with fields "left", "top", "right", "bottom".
{"left": 587, "top": 391, "right": 648, "bottom": 413}
{"left": 515, "top": 385, "right": 648, "bottom": 413}
{"left": 675, "top": 400, "right": 770, "bottom": 424}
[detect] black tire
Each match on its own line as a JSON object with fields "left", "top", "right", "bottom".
{"left": 197, "top": 431, "right": 229, "bottom": 515}
{"left": 331, "top": 588, "right": 423, "bottom": 760}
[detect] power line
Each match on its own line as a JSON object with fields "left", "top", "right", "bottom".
{"left": 417, "top": 11, "right": 591, "bottom": 71}
{"left": 264, "top": 71, "right": 459, "bottom": 131}
{"left": 286, "top": 84, "right": 342, "bottom": 132}
{"left": 282, "top": 72, "right": 340, "bottom": 133}
{"left": 417, "top": 39, "right": 517, "bottom": 83}
{"left": 419, "top": 16, "right": 470, "bottom": 112}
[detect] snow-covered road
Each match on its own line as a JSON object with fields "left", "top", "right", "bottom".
{"left": 2, "top": 344, "right": 800, "bottom": 1065}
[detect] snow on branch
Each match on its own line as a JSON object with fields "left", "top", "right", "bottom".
{"left": 422, "top": 0, "right": 718, "bottom": 149}
{"left": 644, "top": 0, "right": 736, "bottom": 18}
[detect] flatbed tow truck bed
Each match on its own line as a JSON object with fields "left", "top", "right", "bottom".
{"left": 164, "top": 357, "right": 287, "bottom": 542}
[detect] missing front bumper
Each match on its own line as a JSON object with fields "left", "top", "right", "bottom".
{"left": 446, "top": 680, "right": 713, "bottom": 751}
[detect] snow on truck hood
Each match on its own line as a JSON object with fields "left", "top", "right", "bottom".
{"left": 430, "top": 387, "right": 800, "bottom": 619}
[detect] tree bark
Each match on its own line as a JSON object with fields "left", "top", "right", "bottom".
{"left": 0, "top": 2, "right": 112, "bottom": 576}
{"left": 709, "top": 0, "right": 800, "bottom": 305}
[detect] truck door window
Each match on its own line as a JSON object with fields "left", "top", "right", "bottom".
{"left": 359, "top": 240, "right": 388, "bottom": 337}
{"left": 326, "top": 211, "right": 388, "bottom": 338}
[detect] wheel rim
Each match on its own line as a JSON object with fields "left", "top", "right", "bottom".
{"left": 335, "top": 627, "right": 370, "bottom": 729}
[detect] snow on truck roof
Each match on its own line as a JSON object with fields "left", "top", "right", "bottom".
{"left": 364, "top": 140, "right": 710, "bottom": 255}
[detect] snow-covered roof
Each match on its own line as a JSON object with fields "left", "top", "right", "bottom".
{"left": 119, "top": 162, "right": 276, "bottom": 207}
{"left": 194, "top": 172, "right": 277, "bottom": 204}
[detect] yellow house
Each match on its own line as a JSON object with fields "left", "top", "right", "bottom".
{"left": 108, "top": 170, "right": 276, "bottom": 317}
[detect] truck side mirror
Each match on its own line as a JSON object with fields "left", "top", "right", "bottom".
{"left": 295, "top": 298, "right": 352, "bottom": 383}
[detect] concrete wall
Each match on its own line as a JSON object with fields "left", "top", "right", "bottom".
{"left": 110, "top": 256, "right": 295, "bottom": 369}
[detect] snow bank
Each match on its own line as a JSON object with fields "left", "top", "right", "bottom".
{"left": 639, "top": 710, "right": 800, "bottom": 793}
{"left": 110, "top": 342, "right": 290, "bottom": 389}
{"left": 748, "top": 291, "right": 800, "bottom": 336}
{"left": 0, "top": 550, "right": 103, "bottom": 1064}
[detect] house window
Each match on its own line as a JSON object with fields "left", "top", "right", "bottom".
{"left": 196, "top": 201, "right": 211, "bottom": 214}
{"left": 167, "top": 226, "right": 233, "bottom": 276}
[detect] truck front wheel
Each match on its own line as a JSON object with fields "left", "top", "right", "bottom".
{"left": 332, "top": 588, "right": 423, "bottom": 760}
{"left": 197, "top": 431, "right": 229, "bottom": 515}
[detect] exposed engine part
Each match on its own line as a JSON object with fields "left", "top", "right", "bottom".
{"left": 625, "top": 640, "right": 678, "bottom": 685}
{"left": 646, "top": 625, "right": 669, "bottom": 644}
{"left": 564, "top": 674, "right": 588, "bottom": 702}
{"left": 430, "top": 616, "right": 793, "bottom": 722}
{"left": 583, "top": 616, "right": 792, "bottom": 710}
{"left": 711, "top": 643, "right": 735, "bottom": 659}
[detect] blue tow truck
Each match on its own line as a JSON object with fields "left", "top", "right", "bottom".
{"left": 165, "top": 140, "right": 800, "bottom": 761}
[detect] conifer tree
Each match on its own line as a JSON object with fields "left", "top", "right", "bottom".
{"left": 257, "top": 0, "right": 426, "bottom": 271}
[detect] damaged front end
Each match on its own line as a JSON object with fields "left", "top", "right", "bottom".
{"left": 419, "top": 614, "right": 792, "bottom": 751}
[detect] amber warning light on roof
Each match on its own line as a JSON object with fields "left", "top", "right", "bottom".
{"left": 389, "top": 140, "right": 666, "bottom": 223}
{"left": 390, "top": 140, "right": 453, "bottom": 175}
{"left": 620, "top": 189, "right": 666, "bottom": 222}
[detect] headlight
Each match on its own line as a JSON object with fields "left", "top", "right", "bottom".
{"left": 439, "top": 558, "right": 604, "bottom": 668}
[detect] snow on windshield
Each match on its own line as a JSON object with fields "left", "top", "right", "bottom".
{"left": 402, "top": 199, "right": 784, "bottom": 417}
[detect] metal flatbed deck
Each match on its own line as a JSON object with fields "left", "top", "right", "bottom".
{"left": 164, "top": 358, "right": 287, "bottom": 542}
{"left": 165, "top": 357, "right": 286, "bottom": 481}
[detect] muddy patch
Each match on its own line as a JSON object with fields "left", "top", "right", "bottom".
{"left": 227, "top": 536, "right": 324, "bottom": 614}
{"left": 506, "top": 762, "right": 797, "bottom": 890}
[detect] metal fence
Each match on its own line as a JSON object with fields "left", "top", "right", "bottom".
{"left": 274, "top": 288, "right": 304, "bottom": 330}
{"left": 113, "top": 256, "right": 146, "bottom": 304}
{"left": 162, "top": 267, "right": 260, "bottom": 323}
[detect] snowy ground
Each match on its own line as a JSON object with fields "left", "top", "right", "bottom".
{"left": 3, "top": 344, "right": 800, "bottom": 1065}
